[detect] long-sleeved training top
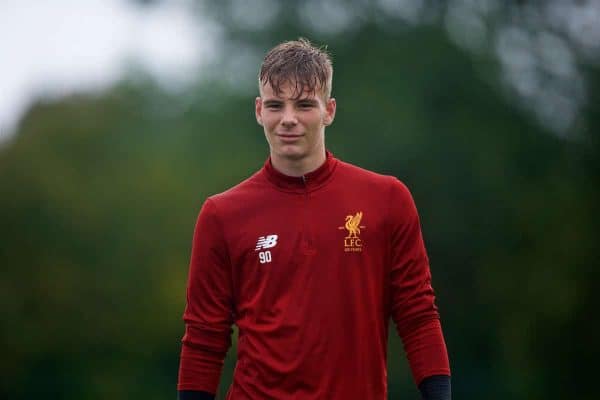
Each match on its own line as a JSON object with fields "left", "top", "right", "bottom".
{"left": 178, "top": 151, "right": 450, "bottom": 399}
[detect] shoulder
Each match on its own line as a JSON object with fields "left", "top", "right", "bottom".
{"left": 211, "top": 170, "right": 261, "bottom": 198}
{"left": 336, "top": 159, "right": 390, "bottom": 182}
{"left": 336, "top": 159, "right": 412, "bottom": 197}
{"left": 200, "top": 169, "right": 272, "bottom": 221}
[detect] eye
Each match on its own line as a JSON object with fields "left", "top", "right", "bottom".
{"left": 298, "top": 102, "right": 314, "bottom": 109}
{"left": 266, "top": 103, "right": 282, "bottom": 110}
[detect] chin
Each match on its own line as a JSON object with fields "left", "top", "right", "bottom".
{"left": 277, "top": 146, "right": 306, "bottom": 160}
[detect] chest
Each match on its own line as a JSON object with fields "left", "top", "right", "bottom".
{"left": 224, "top": 190, "right": 390, "bottom": 301}
{"left": 233, "top": 189, "right": 388, "bottom": 255}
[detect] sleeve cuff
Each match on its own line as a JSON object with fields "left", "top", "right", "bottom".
{"left": 178, "top": 390, "right": 216, "bottom": 400}
{"left": 418, "top": 375, "right": 451, "bottom": 400}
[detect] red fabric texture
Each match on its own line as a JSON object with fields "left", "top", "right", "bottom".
{"left": 177, "top": 152, "right": 450, "bottom": 398}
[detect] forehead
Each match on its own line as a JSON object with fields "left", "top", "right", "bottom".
{"left": 259, "top": 80, "right": 324, "bottom": 100}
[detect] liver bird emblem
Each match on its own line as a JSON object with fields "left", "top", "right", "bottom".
{"left": 344, "top": 212, "right": 363, "bottom": 238}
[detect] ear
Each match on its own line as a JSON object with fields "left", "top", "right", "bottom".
{"left": 255, "top": 97, "right": 263, "bottom": 126}
{"left": 323, "top": 97, "right": 337, "bottom": 126}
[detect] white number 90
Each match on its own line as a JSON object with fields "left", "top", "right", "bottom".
{"left": 258, "top": 250, "right": 272, "bottom": 264}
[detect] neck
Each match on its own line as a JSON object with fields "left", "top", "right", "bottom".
{"left": 270, "top": 146, "right": 327, "bottom": 177}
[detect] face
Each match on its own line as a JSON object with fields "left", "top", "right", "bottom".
{"left": 255, "top": 81, "right": 336, "bottom": 162}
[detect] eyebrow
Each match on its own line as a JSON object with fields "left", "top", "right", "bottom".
{"left": 262, "top": 99, "right": 283, "bottom": 106}
{"left": 263, "top": 98, "right": 318, "bottom": 105}
{"left": 296, "top": 98, "right": 318, "bottom": 105}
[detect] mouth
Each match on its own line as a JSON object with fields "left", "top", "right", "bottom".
{"left": 276, "top": 134, "right": 303, "bottom": 143}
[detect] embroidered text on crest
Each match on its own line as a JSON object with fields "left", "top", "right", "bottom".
{"left": 338, "top": 212, "right": 366, "bottom": 252}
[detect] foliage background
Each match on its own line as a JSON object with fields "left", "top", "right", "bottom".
{"left": 1, "top": 1, "right": 599, "bottom": 399}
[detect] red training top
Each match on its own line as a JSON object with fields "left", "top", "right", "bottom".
{"left": 178, "top": 151, "right": 450, "bottom": 399}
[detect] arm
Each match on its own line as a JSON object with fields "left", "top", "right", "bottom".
{"left": 388, "top": 179, "right": 451, "bottom": 398}
{"left": 177, "top": 199, "right": 233, "bottom": 397}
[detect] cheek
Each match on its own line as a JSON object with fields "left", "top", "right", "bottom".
{"left": 305, "top": 114, "right": 324, "bottom": 129}
{"left": 259, "top": 115, "right": 275, "bottom": 130}
{"left": 264, "top": 118, "right": 279, "bottom": 132}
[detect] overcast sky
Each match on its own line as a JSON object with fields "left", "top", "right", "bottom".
{"left": 0, "top": 0, "right": 219, "bottom": 142}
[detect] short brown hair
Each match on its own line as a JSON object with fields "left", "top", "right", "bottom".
{"left": 259, "top": 38, "right": 333, "bottom": 100}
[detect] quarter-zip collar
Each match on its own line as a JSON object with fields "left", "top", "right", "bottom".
{"left": 262, "top": 150, "right": 338, "bottom": 193}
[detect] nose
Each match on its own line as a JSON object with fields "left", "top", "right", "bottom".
{"left": 281, "top": 105, "right": 298, "bottom": 128}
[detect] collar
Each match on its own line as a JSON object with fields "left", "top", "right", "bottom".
{"left": 262, "top": 150, "right": 338, "bottom": 193}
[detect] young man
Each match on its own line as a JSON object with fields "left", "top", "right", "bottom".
{"left": 177, "top": 39, "right": 451, "bottom": 400}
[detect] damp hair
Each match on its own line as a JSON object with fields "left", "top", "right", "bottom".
{"left": 258, "top": 38, "right": 333, "bottom": 100}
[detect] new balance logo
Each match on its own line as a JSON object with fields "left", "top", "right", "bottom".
{"left": 255, "top": 234, "right": 278, "bottom": 251}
